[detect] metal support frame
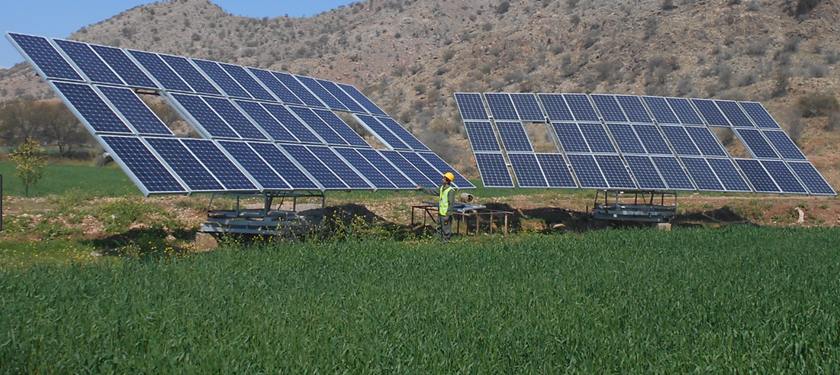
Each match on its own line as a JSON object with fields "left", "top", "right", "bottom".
{"left": 200, "top": 190, "right": 326, "bottom": 236}
{"left": 411, "top": 203, "right": 513, "bottom": 236}
{"left": 591, "top": 190, "right": 678, "bottom": 223}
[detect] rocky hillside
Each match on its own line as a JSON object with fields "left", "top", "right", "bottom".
{"left": 1, "top": 0, "right": 838, "bottom": 182}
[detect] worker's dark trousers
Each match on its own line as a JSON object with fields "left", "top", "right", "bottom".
{"left": 438, "top": 214, "right": 452, "bottom": 241}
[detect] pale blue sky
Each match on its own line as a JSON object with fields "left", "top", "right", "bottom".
{"left": 1, "top": 0, "right": 356, "bottom": 68}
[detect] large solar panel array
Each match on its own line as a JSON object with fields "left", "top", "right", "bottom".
{"left": 455, "top": 92, "right": 835, "bottom": 196}
{"left": 8, "top": 32, "right": 473, "bottom": 195}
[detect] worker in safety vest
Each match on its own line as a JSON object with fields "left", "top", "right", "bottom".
{"left": 419, "top": 172, "right": 457, "bottom": 241}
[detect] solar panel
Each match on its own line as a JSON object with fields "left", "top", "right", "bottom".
{"left": 377, "top": 117, "right": 429, "bottom": 151}
{"left": 8, "top": 33, "right": 82, "bottom": 81}
{"left": 536, "top": 154, "right": 577, "bottom": 187}
{"left": 787, "top": 162, "right": 835, "bottom": 195}
{"left": 98, "top": 86, "right": 172, "bottom": 135}
{"left": 313, "top": 109, "right": 369, "bottom": 147}
{"left": 399, "top": 151, "right": 449, "bottom": 186}
{"left": 496, "top": 122, "right": 533, "bottom": 152}
{"left": 296, "top": 76, "right": 347, "bottom": 111}
{"left": 591, "top": 94, "right": 627, "bottom": 122}
{"left": 128, "top": 50, "right": 192, "bottom": 92}
{"left": 318, "top": 79, "right": 367, "bottom": 113}
{"left": 54, "top": 39, "right": 122, "bottom": 84}
{"left": 552, "top": 123, "right": 589, "bottom": 153}
{"left": 651, "top": 156, "right": 695, "bottom": 190}
{"left": 100, "top": 136, "right": 185, "bottom": 194}
{"left": 763, "top": 130, "right": 805, "bottom": 160}
{"left": 714, "top": 100, "right": 752, "bottom": 127}
{"left": 578, "top": 123, "right": 616, "bottom": 153}
{"left": 192, "top": 59, "right": 251, "bottom": 98}
{"left": 464, "top": 122, "right": 500, "bottom": 152}
{"left": 735, "top": 159, "right": 779, "bottom": 193}
{"left": 510, "top": 93, "right": 545, "bottom": 122}
{"left": 616, "top": 95, "right": 652, "bottom": 123}
{"left": 338, "top": 84, "right": 387, "bottom": 115}
{"left": 633, "top": 125, "right": 672, "bottom": 154}
{"left": 380, "top": 150, "right": 437, "bottom": 187}
{"left": 508, "top": 153, "right": 548, "bottom": 187}
{"left": 248, "top": 142, "right": 320, "bottom": 190}
{"left": 596, "top": 155, "right": 636, "bottom": 189}
{"left": 144, "top": 137, "right": 222, "bottom": 191}
{"left": 234, "top": 100, "right": 297, "bottom": 142}
{"left": 691, "top": 99, "right": 730, "bottom": 126}
{"left": 607, "top": 124, "right": 646, "bottom": 154}
{"left": 181, "top": 139, "right": 257, "bottom": 191}
{"left": 288, "top": 106, "right": 347, "bottom": 145}
{"left": 485, "top": 93, "right": 519, "bottom": 120}
{"left": 642, "top": 96, "right": 679, "bottom": 124}
{"left": 262, "top": 103, "right": 323, "bottom": 144}
{"left": 739, "top": 102, "right": 780, "bottom": 129}
{"left": 624, "top": 155, "right": 666, "bottom": 190}
{"left": 279, "top": 144, "right": 347, "bottom": 189}
{"left": 736, "top": 129, "right": 779, "bottom": 159}
{"left": 248, "top": 68, "right": 304, "bottom": 105}
{"left": 159, "top": 55, "right": 220, "bottom": 95}
{"left": 309, "top": 146, "right": 371, "bottom": 189}
{"left": 219, "top": 63, "right": 276, "bottom": 101}
{"left": 356, "top": 115, "right": 409, "bottom": 149}
{"left": 333, "top": 148, "right": 396, "bottom": 189}
{"left": 53, "top": 82, "right": 132, "bottom": 133}
{"left": 89, "top": 44, "right": 157, "bottom": 89}
{"left": 567, "top": 154, "right": 608, "bottom": 189}
{"left": 356, "top": 149, "right": 416, "bottom": 188}
{"left": 200, "top": 97, "right": 267, "bottom": 140}
{"left": 454, "top": 93, "right": 489, "bottom": 120}
{"left": 760, "top": 160, "right": 807, "bottom": 194}
{"left": 660, "top": 126, "right": 701, "bottom": 156}
{"left": 474, "top": 153, "right": 514, "bottom": 187}
{"left": 680, "top": 157, "right": 724, "bottom": 191}
{"left": 706, "top": 158, "right": 751, "bottom": 192}
{"left": 563, "top": 94, "right": 599, "bottom": 121}
{"left": 273, "top": 72, "right": 325, "bottom": 108}
{"left": 170, "top": 94, "right": 239, "bottom": 138}
{"left": 537, "top": 94, "right": 574, "bottom": 122}
{"left": 218, "top": 141, "right": 290, "bottom": 190}
{"left": 685, "top": 127, "right": 726, "bottom": 156}
{"left": 418, "top": 152, "right": 475, "bottom": 189}
{"left": 666, "top": 97, "right": 703, "bottom": 125}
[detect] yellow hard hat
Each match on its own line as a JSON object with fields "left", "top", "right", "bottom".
{"left": 443, "top": 172, "right": 455, "bottom": 182}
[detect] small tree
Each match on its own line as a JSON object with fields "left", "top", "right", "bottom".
{"left": 9, "top": 138, "right": 46, "bottom": 197}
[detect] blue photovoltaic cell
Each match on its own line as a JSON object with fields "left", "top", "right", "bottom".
{"left": 379, "top": 150, "right": 436, "bottom": 187}
{"left": 144, "top": 138, "right": 221, "bottom": 191}
{"left": 334, "top": 148, "right": 395, "bottom": 189}
{"left": 761, "top": 160, "right": 806, "bottom": 194}
{"left": 54, "top": 82, "right": 131, "bottom": 133}
{"left": 787, "top": 162, "right": 835, "bottom": 195}
{"left": 707, "top": 158, "right": 750, "bottom": 191}
{"left": 474, "top": 153, "right": 514, "bottom": 187}
{"left": 170, "top": 94, "right": 238, "bottom": 138}
{"left": 642, "top": 96, "right": 679, "bottom": 124}
{"left": 356, "top": 115, "right": 409, "bottom": 149}
{"left": 289, "top": 107, "right": 347, "bottom": 145}
{"left": 714, "top": 100, "right": 753, "bottom": 127}
{"left": 338, "top": 84, "right": 386, "bottom": 115}
{"left": 262, "top": 104, "right": 322, "bottom": 143}
{"left": 691, "top": 99, "right": 730, "bottom": 126}
{"left": 660, "top": 126, "right": 701, "bottom": 156}
{"left": 377, "top": 117, "right": 429, "bottom": 151}
{"left": 567, "top": 154, "right": 608, "bottom": 188}
{"left": 54, "top": 39, "right": 122, "bottom": 84}
{"left": 685, "top": 127, "right": 726, "bottom": 156}
{"left": 202, "top": 97, "right": 267, "bottom": 140}
{"left": 9, "top": 33, "right": 82, "bottom": 80}
{"left": 510, "top": 93, "right": 545, "bottom": 122}
{"left": 297, "top": 76, "right": 347, "bottom": 111}
{"left": 624, "top": 155, "right": 666, "bottom": 190}
{"left": 763, "top": 131, "right": 805, "bottom": 160}
{"left": 98, "top": 86, "right": 172, "bottom": 135}
{"left": 633, "top": 125, "right": 672, "bottom": 154}
{"left": 651, "top": 156, "right": 695, "bottom": 190}
{"left": 181, "top": 139, "right": 256, "bottom": 191}
{"left": 616, "top": 95, "right": 652, "bottom": 123}
{"left": 218, "top": 141, "right": 289, "bottom": 190}
{"left": 234, "top": 100, "right": 297, "bottom": 142}
{"left": 681, "top": 158, "right": 723, "bottom": 191}
{"left": 192, "top": 59, "right": 251, "bottom": 98}
{"left": 509, "top": 153, "right": 548, "bottom": 187}
{"left": 736, "top": 129, "right": 778, "bottom": 158}
{"left": 563, "top": 94, "right": 599, "bottom": 121}
{"left": 464, "top": 122, "right": 500, "bottom": 152}
{"left": 248, "top": 68, "right": 304, "bottom": 105}
{"left": 553, "top": 123, "right": 589, "bottom": 153}
{"left": 248, "top": 143, "right": 319, "bottom": 189}
{"left": 89, "top": 45, "right": 157, "bottom": 88}
{"left": 400, "top": 151, "right": 448, "bottom": 186}
{"left": 158, "top": 55, "right": 220, "bottom": 95}
{"left": 496, "top": 122, "right": 533, "bottom": 152}
{"left": 279, "top": 144, "right": 346, "bottom": 189}
{"left": 274, "top": 72, "right": 325, "bottom": 108}
{"left": 418, "top": 152, "right": 475, "bottom": 189}
{"left": 735, "top": 159, "right": 779, "bottom": 193}
{"left": 313, "top": 109, "right": 369, "bottom": 147}
{"left": 537, "top": 94, "right": 574, "bottom": 122}
{"left": 591, "top": 94, "right": 627, "bottom": 122}
{"left": 219, "top": 63, "right": 275, "bottom": 101}
{"left": 485, "top": 93, "right": 519, "bottom": 120}
{"left": 739, "top": 102, "right": 779, "bottom": 129}
{"left": 309, "top": 146, "right": 370, "bottom": 189}
{"left": 100, "top": 136, "right": 184, "bottom": 193}
{"left": 356, "top": 149, "right": 416, "bottom": 188}
{"left": 318, "top": 79, "right": 366, "bottom": 113}
{"left": 607, "top": 124, "right": 646, "bottom": 154}
{"left": 666, "top": 97, "right": 703, "bottom": 125}
{"left": 578, "top": 123, "right": 615, "bottom": 153}
{"left": 536, "top": 154, "right": 576, "bottom": 187}
{"left": 596, "top": 155, "right": 636, "bottom": 189}
{"left": 129, "top": 50, "right": 192, "bottom": 92}
{"left": 454, "top": 93, "right": 489, "bottom": 120}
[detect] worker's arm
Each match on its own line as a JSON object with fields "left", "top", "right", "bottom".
{"left": 447, "top": 187, "right": 457, "bottom": 207}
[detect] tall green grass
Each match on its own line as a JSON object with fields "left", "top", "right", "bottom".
{"left": 2, "top": 226, "right": 840, "bottom": 372}
{"left": 0, "top": 160, "right": 137, "bottom": 197}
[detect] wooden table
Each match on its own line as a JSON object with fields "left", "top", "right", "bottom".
{"left": 410, "top": 203, "right": 514, "bottom": 236}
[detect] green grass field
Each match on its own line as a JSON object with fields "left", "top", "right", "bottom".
{"left": 2, "top": 226, "right": 840, "bottom": 372}
{"left": 0, "top": 160, "right": 138, "bottom": 197}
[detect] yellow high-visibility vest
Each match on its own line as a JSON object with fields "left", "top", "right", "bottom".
{"left": 439, "top": 185, "right": 454, "bottom": 216}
